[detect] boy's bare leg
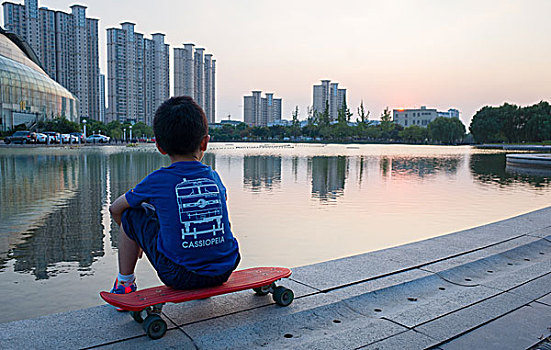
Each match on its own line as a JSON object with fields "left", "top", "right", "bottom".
{"left": 118, "top": 224, "right": 140, "bottom": 276}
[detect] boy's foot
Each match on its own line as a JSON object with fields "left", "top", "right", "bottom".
{"left": 110, "top": 278, "right": 137, "bottom": 294}
{"left": 109, "top": 279, "right": 137, "bottom": 311}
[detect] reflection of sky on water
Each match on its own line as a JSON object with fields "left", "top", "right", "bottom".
{"left": 0, "top": 144, "right": 550, "bottom": 322}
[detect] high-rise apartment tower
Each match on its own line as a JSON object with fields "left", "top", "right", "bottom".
{"left": 312, "top": 80, "right": 347, "bottom": 122}
{"left": 106, "top": 23, "right": 169, "bottom": 125}
{"left": 243, "top": 91, "right": 282, "bottom": 126}
{"left": 173, "top": 44, "right": 216, "bottom": 123}
{"left": 3, "top": 0, "right": 100, "bottom": 120}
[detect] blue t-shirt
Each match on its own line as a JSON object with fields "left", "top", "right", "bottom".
{"left": 125, "top": 161, "right": 239, "bottom": 276}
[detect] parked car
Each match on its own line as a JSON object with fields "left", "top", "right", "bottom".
{"left": 43, "top": 131, "right": 61, "bottom": 144}
{"left": 70, "top": 132, "right": 85, "bottom": 143}
{"left": 86, "top": 134, "right": 110, "bottom": 143}
{"left": 61, "top": 133, "right": 79, "bottom": 143}
{"left": 4, "top": 131, "right": 37, "bottom": 144}
{"left": 36, "top": 133, "right": 48, "bottom": 143}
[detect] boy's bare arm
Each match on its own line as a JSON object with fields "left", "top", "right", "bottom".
{"left": 109, "top": 194, "right": 131, "bottom": 226}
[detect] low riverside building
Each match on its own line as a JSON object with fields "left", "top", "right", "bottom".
{"left": 0, "top": 26, "right": 78, "bottom": 131}
{"left": 393, "top": 106, "right": 460, "bottom": 128}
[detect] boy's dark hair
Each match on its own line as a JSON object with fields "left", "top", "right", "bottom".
{"left": 153, "top": 96, "right": 208, "bottom": 155}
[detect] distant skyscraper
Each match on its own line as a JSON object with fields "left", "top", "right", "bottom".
{"left": 99, "top": 73, "right": 105, "bottom": 122}
{"left": 107, "top": 23, "right": 169, "bottom": 125}
{"left": 3, "top": 0, "right": 100, "bottom": 121}
{"left": 204, "top": 54, "right": 213, "bottom": 123}
{"left": 173, "top": 44, "right": 216, "bottom": 123}
{"left": 312, "top": 80, "right": 347, "bottom": 122}
{"left": 243, "top": 91, "right": 282, "bottom": 126}
{"left": 193, "top": 48, "right": 204, "bottom": 108}
{"left": 145, "top": 33, "right": 169, "bottom": 125}
{"left": 174, "top": 43, "right": 195, "bottom": 97}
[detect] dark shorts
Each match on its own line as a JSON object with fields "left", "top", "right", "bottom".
{"left": 121, "top": 203, "right": 240, "bottom": 289}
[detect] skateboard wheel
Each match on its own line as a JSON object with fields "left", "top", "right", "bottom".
{"left": 273, "top": 286, "right": 294, "bottom": 307}
{"left": 143, "top": 314, "right": 167, "bottom": 340}
{"left": 253, "top": 283, "right": 274, "bottom": 296}
{"left": 131, "top": 310, "right": 145, "bottom": 323}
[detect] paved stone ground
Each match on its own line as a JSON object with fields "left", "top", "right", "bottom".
{"left": 2, "top": 207, "right": 551, "bottom": 349}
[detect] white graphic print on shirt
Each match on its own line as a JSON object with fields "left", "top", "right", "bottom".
{"left": 175, "top": 178, "right": 225, "bottom": 249}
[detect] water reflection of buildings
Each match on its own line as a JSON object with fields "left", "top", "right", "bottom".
{"left": 0, "top": 150, "right": 176, "bottom": 278}
{"left": 379, "top": 156, "right": 461, "bottom": 180}
{"left": 202, "top": 153, "right": 216, "bottom": 169}
{"left": 310, "top": 156, "right": 348, "bottom": 201}
{"left": 1, "top": 153, "right": 105, "bottom": 279}
{"left": 243, "top": 156, "right": 282, "bottom": 192}
{"left": 108, "top": 152, "right": 169, "bottom": 247}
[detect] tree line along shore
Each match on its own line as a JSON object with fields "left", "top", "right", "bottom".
{"left": 2, "top": 101, "right": 550, "bottom": 145}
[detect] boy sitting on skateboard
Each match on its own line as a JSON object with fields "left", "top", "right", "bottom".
{"left": 108, "top": 96, "right": 240, "bottom": 294}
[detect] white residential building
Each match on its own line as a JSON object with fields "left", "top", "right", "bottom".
{"left": 3, "top": 0, "right": 100, "bottom": 120}
{"left": 106, "top": 23, "right": 169, "bottom": 125}
{"left": 312, "top": 80, "right": 347, "bottom": 122}
{"left": 173, "top": 44, "right": 216, "bottom": 123}
{"left": 243, "top": 91, "right": 282, "bottom": 126}
{"left": 392, "top": 106, "right": 460, "bottom": 128}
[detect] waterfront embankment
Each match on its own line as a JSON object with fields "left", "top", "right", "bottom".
{"left": 2, "top": 207, "right": 551, "bottom": 349}
{"left": 477, "top": 144, "right": 551, "bottom": 151}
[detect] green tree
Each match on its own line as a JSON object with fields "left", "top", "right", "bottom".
{"left": 469, "top": 106, "right": 506, "bottom": 143}
{"left": 363, "top": 125, "right": 381, "bottom": 140}
{"left": 357, "top": 100, "right": 370, "bottom": 124}
{"left": 399, "top": 125, "right": 428, "bottom": 143}
{"left": 499, "top": 103, "right": 521, "bottom": 142}
{"left": 292, "top": 106, "right": 299, "bottom": 126}
{"left": 37, "top": 116, "right": 81, "bottom": 133}
{"left": 428, "top": 117, "right": 466, "bottom": 144}
{"left": 340, "top": 99, "right": 353, "bottom": 123}
{"left": 380, "top": 107, "right": 392, "bottom": 122}
{"left": 83, "top": 118, "right": 107, "bottom": 135}
{"left": 130, "top": 122, "right": 154, "bottom": 139}
{"left": 290, "top": 106, "right": 301, "bottom": 138}
{"left": 524, "top": 101, "right": 551, "bottom": 142}
{"left": 269, "top": 125, "right": 286, "bottom": 139}
{"left": 337, "top": 106, "right": 347, "bottom": 125}
{"left": 379, "top": 107, "right": 395, "bottom": 139}
{"left": 105, "top": 121, "right": 122, "bottom": 139}
{"left": 318, "top": 100, "right": 330, "bottom": 126}
{"left": 250, "top": 126, "right": 270, "bottom": 140}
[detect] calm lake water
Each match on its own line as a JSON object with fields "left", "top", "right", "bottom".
{"left": 1, "top": 143, "right": 550, "bottom": 322}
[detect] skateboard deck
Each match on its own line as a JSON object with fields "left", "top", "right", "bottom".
{"left": 100, "top": 267, "right": 293, "bottom": 339}
{"left": 101, "top": 267, "right": 291, "bottom": 311}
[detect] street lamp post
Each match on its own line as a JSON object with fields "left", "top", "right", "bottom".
{"left": 129, "top": 125, "right": 133, "bottom": 142}
{"left": 123, "top": 129, "right": 126, "bottom": 142}
{"left": 83, "top": 119, "right": 87, "bottom": 142}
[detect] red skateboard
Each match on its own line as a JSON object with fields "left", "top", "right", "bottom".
{"left": 100, "top": 267, "right": 293, "bottom": 339}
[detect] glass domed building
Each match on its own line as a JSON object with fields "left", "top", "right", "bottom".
{"left": 0, "top": 26, "right": 78, "bottom": 131}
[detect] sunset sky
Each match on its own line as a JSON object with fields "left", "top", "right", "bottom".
{"left": 2, "top": 0, "right": 550, "bottom": 125}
